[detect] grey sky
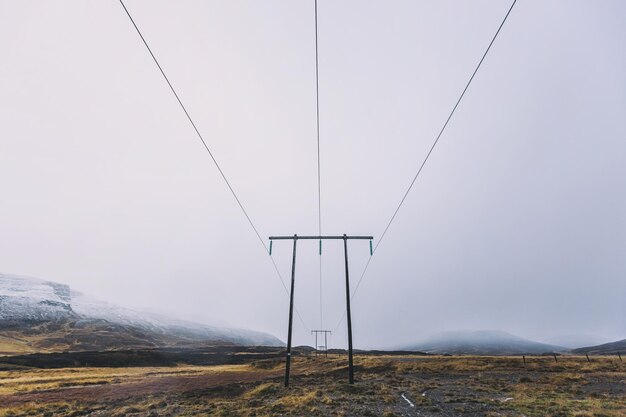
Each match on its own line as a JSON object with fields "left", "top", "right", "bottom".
{"left": 1, "top": 0, "right": 625, "bottom": 349}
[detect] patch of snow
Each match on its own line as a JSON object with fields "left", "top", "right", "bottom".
{"left": 0, "top": 273, "right": 74, "bottom": 321}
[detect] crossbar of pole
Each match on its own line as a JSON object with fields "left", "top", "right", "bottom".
{"left": 270, "top": 236, "right": 372, "bottom": 240}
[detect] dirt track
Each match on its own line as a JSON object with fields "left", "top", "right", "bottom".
{"left": 0, "top": 368, "right": 282, "bottom": 407}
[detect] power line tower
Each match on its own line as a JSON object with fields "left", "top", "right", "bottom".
{"left": 311, "top": 330, "right": 331, "bottom": 356}
{"left": 269, "top": 234, "right": 373, "bottom": 387}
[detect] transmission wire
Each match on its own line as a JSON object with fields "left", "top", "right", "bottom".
{"left": 118, "top": 0, "right": 310, "bottom": 332}
{"left": 333, "top": 0, "right": 518, "bottom": 332}
{"left": 314, "top": 0, "right": 324, "bottom": 331}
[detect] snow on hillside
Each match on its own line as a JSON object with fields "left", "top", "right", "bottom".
{"left": 0, "top": 273, "right": 75, "bottom": 322}
{"left": 71, "top": 290, "right": 282, "bottom": 346}
{"left": 0, "top": 273, "right": 282, "bottom": 346}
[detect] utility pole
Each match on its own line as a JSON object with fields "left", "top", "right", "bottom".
{"left": 270, "top": 234, "right": 372, "bottom": 387}
{"left": 283, "top": 234, "right": 297, "bottom": 388}
{"left": 311, "top": 330, "right": 332, "bottom": 356}
{"left": 343, "top": 234, "right": 354, "bottom": 384}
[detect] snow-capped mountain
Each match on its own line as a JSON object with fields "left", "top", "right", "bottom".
{"left": 70, "top": 289, "right": 281, "bottom": 346}
{"left": 0, "top": 274, "right": 76, "bottom": 323}
{"left": 0, "top": 273, "right": 282, "bottom": 349}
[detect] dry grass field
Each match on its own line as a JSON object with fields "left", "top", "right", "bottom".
{"left": 0, "top": 354, "right": 624, "bottom": 416}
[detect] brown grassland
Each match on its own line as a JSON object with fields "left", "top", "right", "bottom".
{"left": 0, "top": 354, "right": 624, "bottom": 416}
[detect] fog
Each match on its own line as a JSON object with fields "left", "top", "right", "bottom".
{"left": 1, "top": 0, "right": 625, "bottom": 349}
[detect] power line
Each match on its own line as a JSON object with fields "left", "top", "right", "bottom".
{"left": 314, "top": 0, "right": 323, "bottom": 330}
{"left": 334, "top": 0, "right": 518, "bottom": 331}
{"left": 270, "top": 255, "right": 311, "bottom": 332}
{"left": 118, "top": 0, "right": 310, "bottom": 332}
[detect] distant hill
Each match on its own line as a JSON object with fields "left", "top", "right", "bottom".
{"left": 405, "top": 330, "right": 568, "bottom": 355}
{"left": 573, "top": 339, "right": 626, "bottom": 355}
{"left": 0, "top": 273, "right": 282, "bottom": 354}
{"left": 542, "top": 334, "right": 611, "bottom": 349}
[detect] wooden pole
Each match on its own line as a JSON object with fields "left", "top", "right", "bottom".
{"left": 343, "top": 235, "right": 354, "bottom": 384}
{"left": 284, "top": 235, "right": 298, "bottom": 387}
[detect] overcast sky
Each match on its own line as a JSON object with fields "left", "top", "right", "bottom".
{"left": 1, "top": 0, "right": 625, "bottom": 349}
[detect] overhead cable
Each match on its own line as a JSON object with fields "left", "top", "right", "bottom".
{"left": 338, "top": 0, "right": 518, "bottom": 329}
{"left": 118, "top": 0, "right": 310, "bottom": 332}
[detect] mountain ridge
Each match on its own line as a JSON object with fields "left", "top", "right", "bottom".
{"left": 0, "top": 273, "right": 282, "bottom": 354}
{"left": 572, "top": 339, "right": 626, "bottom": 355}
{"left": 405, "top": 330, "right": 568, "bottom": 355}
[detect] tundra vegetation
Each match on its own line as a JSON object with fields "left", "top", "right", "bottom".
{"left": 0, "top": 354, "right": 623, "bottom": 416}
